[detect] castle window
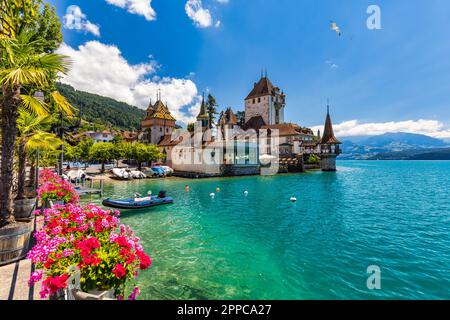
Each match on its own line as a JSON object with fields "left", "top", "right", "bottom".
{"left": 166, "top": 128, "right": 169, "bottom": 133}
{"left": 160, "top": 127, "right": 162, "bottom": 132}
{"left": 253, "top": 99, "right": 255, "bottom": 104}
{"left": 258, "top": 98, "right": 261, "bottom": 103}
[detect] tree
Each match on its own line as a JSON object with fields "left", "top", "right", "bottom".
{"left": 206, "top": 94, "right": 218, "bottom": 129}
{"left": 0, "top": 0, "right": 66, "bottom": 227}
{"left": 0, "top": 31, "right": 69, "bottom": 226}
{"left": 130, "top": 143, "right": 163, "bottom": 171}
{"left": 306, "top": 154, "right": 320, "bottom": 165}
{"left": 110, "top": 141, "right": 127, "bottom": 168}
{"left": 187, "top": 123, "right": 195, "bottom": 133}
{"left": 16, "top": 110, "right": 53, "bottom": 199}
{"left": 76, "top": 137, "right": 94, "bottom": 169}
{"left": 235, "top": 111, "right": 245, "bottom": 127}
{"left": 26, "top": 131, "right": 62, "bottom": 189}
{"left": 89, "top": 142, "right": 113, "bottom": 173}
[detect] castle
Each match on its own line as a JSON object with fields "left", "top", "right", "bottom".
{"left": 135, "top": 74, "right": 341, "bottom": 177}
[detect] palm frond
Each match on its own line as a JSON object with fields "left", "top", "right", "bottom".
{"left": 19, "top": 94, "right": 49, "bottom": 116}
{"left": 26, "top": 131, "right": 62, "bottom": 151}
{"left": 50, "top": 91, "right": 76, "bottom": 116}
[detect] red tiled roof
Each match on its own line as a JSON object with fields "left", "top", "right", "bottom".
{"left": 242, "top": 116, "right": 266, "bottom": 131}
{"left": 261, "top": 123, "right": 302, "bottom": 136}
{"left": 245, "top": 77, "right": 276, "bottom": 100}
{"left": 158, "top": 135, "right": 183, "bottom": 147}
{"left": 218, "top": 108, "right": 238, "bottom": 126}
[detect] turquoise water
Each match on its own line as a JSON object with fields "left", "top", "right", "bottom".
{"left": 81, "top": 161, "right": 450, "bottom": 300}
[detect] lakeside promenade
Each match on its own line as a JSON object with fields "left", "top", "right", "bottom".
{"left": 0, "top": 259, "right": 42, "bottom": 300}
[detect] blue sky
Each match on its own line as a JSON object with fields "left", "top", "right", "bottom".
{"left": 48, "top": 0, "right": 450, "bottom": 138}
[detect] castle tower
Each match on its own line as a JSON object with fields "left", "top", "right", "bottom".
{"left": 140, "top": 91, "right": 176, "bottom": 145}
{"left": 319, "top": 105, "right": 341, "bottom": 171}
{"left": 244, "top": 72, "right": 286, "bottom": 125}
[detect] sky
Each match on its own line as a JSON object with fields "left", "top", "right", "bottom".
{"left": 48, "top": 0, "right": 450, "bottom": 139}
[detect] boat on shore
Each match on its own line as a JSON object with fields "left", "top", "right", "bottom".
{"left": 102, "top": 191, "right": 173, "bottom": 209}
{"left": 111, "top": 168, "right": 133, "bottom": 180}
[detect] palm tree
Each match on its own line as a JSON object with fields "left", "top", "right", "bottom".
{"left": 26, "top": 131, "right": 62, "bottom": 189}
{"left": 0, "top": 31, "right": 70, "bottom": 226}
{"left": 16, "top": 110, "right": 54, "bottom": 199}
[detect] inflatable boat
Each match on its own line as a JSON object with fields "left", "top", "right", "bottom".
{"left": 102, "top": 191, "right": 173, "bottom": 210}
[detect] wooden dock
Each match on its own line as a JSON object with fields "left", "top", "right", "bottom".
{"left": 73, "top": 177, "right": 105, "bottom": 196}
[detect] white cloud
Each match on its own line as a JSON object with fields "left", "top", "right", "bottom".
{"left": 56, "top": 41, "right": 200, "bottom": 124}
{"left": 63, "top": 5, "right": 100, "bottom": 37}
{"left": 185, "top": 0, "right": 213, "bottom": 28}
{"left": 311, "top": 119, "right": 450, "bottom": 139}
{"left": 105, "top": 0, "right": 156, "bottom": 21}
{"left": 216, "top": 0, "right": 229, "bottom": 3}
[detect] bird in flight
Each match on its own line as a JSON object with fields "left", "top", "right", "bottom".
{"left": 330, "top": 21, "right": 342, "bottom": 36}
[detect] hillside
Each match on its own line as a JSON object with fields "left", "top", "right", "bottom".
{"left": 341, "top": 132, "right": 448, "bottom": 160}
{"left": 368, "top": 148, "right": 450, "bottom": 160}
{"left": 57, "top": 83, "right": 146, "bottom": 130}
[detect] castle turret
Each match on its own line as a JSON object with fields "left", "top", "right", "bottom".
{"left": 197, "top": 93, "right": 209, "bottom": 129}
{"left": 319, "top": 105, "right": 341, "bottom": 171}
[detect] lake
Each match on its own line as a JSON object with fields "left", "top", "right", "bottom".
{"left": 82, "top": 161, "right": 450, "bottom": 299}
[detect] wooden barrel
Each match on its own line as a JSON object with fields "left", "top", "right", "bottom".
{"left": 14, "top": 198, "right": 37, "bottom": 221}
{"left": 0, "top": 221, "right": 34, "bottom": 266}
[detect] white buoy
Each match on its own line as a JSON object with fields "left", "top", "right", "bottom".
{"left": 244, "top": 191, "right": 249, "bottom": 197}
{"left": 210, "top": 193, "right": 215, "bottom": 198}
{"left": 290, "top": 197, "right": 297, "bottom": 202}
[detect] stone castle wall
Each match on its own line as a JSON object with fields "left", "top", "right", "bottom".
{"left": 320, "top": 155, "right": 337, "bottom": 171}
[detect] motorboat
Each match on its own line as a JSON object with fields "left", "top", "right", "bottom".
{"left": 111, "top": 168, "right": 133, "bottom": 180}
{"left": 130, "top": 170, "right": 147, "bottom": 179}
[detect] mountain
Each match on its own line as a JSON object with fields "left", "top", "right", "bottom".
{"left": 359, "top": 132, "right": 446, "bottom": 149}
{"left": 368, "top": 148, "right": 450, "bottom": 160}
{"left": 57, "top": 83, "right": 146, "bottom": 130}
{"left": 407, "top": 148, "right": 450, "bottom": 160}
{"left": 341, "top": 132, "right": 448, "bottom": 160}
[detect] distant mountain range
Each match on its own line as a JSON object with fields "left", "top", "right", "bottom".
{"left": 341, "top": 132, "right": 450, "bottom": 160}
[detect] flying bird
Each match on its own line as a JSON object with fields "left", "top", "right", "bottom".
{"left": 330, "top": 21, "right": 342, "bottom": 36}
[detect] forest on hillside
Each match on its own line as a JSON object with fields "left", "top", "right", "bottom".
{"left": 57, "top": 83, "right": 146, "bottom": 130}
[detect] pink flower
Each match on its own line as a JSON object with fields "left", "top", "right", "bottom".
{"left": 28, "top": 270, "right": 43, "bottom": 286}
{"left": 128, "top": 287, "right": 140, "bottom": 300}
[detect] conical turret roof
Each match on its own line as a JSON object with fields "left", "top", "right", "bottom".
{"left": 321, "top": 106, "right": 341, "bottom": 144}
{"left": 197, "top": 93, "right": 209, "bottom": 120}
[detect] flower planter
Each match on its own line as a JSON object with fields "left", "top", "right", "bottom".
{"left": 0, "top": 221, "right": 34, "bottom": 266}
{"left": 13, "top": 197, "right": 37, "bottom": 221}
{"left": 65, "top": 288, "right": 115, "bottom": 300}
